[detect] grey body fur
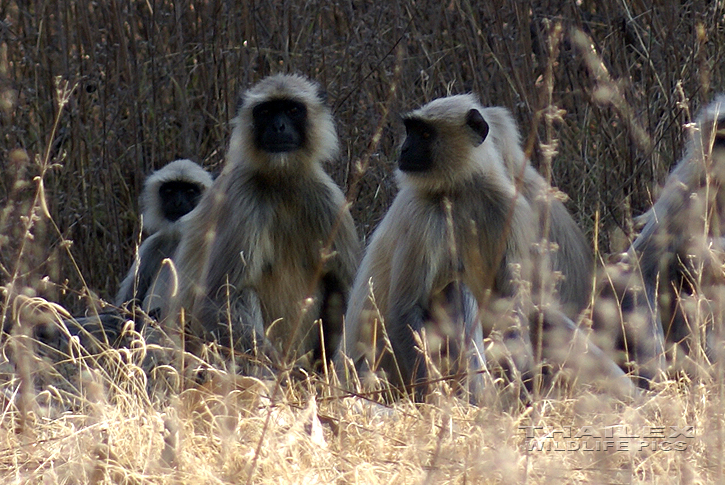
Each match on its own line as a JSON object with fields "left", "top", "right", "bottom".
{"left": 482, "top": 106, "right": 594, "bottom": 318}
{"left": 339, "top": 95, "right": 632, "bottom": 401}
{"left": 115, "top": 159, "right": 213, "bottom": 312}
{"left": 597, "top": 94, "right": 725, "bottom": 383}
{"left": 169, "top": 74, "right": 360, "bottom": 369}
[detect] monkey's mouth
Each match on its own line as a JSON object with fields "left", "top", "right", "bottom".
{"left": 399, "top": 158, "right": 429, "bottom": 172}
{"left": 264, "top": 143, "right": 300, "bottom": 153}
{"left": 260, "top": 130, "right": 303, "bottom": 153}
{"left": 165, "top": 209, "right": 186, "bottom": 222}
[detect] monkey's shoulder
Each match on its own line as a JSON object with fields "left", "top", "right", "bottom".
{"left": 141, "top": 227, "right": 182, "bottom": 256}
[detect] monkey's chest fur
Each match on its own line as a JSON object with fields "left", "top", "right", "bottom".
{"left": 396, "top": 180, "right": 531, "bottom": 301}
{"left": 232, "top": 173, "right": 342, "bottom": 354}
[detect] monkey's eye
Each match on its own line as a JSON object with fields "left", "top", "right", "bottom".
{"left": 288, "top": 106, "right": 299, "bottom": 116}
{"left": 422, "top": 131, "right": 431, "bottom": 140}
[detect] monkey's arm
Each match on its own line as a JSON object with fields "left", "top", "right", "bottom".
{"left": 386, "top": 228, "right": 439, "bottom": 396}
{"left": 627, "top": 208, "right": 673, "bottom": 383}
{"left": 317, "top": 209, "right": 361, "bottom": 364}
{"left": 328, "top": 209, "right": 362, "bottom": 287}
{"left": 431, "top": 281, "right": 487, "bottom": 402}
{"left": 336, "top": 216, "right": 394, "bottom": 377}
{"left": 116, "top": 259, "right": 142, "bottom": 308}
{"left": 115, "top": 230, "right": 181, "bottom": 308}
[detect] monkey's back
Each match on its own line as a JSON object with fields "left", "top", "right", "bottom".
{"left": 115, "top": 228, "right": 182, "bottom": 308}
{"left": 520, "top": 166, "right": 593, "bottom": 317}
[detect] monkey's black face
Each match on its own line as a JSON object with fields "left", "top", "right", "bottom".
{"left": 253, "top": 99, "right": 308, "bottom": 153}
{"left": 399, "top": 118, "right": 436, "bottom": 172}
{"left": 159, "top": 180, "right": 203, "bottom": 222}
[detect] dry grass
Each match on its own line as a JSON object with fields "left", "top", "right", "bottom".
{"left": 0, "top": 351, "right": 720, "bottom": 483}
{"left": 2, "top": 0, "right": 725, "bottom": 483}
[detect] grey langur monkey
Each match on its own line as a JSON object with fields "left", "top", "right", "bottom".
{"left": 339, "top": 94, "right": 633, "bottom": 402}
{"left": 169, "top": 74, "right": 360, "bottom": 372}
{"left": 115, "top": 158, "right": 213, "bottom": 318}
{"left": 594, "top": 94, "right": 725, "bottom": 385}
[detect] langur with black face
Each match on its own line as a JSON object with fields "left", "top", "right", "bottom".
{"left": 338, "top": 95, "right": 633, "bottom": 402}
{"left": 169, "top": 74, "right": 360, "bottom": 373}
{"left": 33, "top": 159, "right": 212, "bottom": 352}
{"left": 593, "top": 94, "right": 725, "bottom": 384}
{"left": 116, "top": 159, "right": 213, "bottom": 319}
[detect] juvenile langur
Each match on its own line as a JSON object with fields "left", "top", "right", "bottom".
{"left": 338, "top": 95, "right": 631, "bottom": 401}
{"left": 27, "top": 160, "right": 212, "bottom": 358}
{"left": 35, "top": 160, "right": 213, "bottom": 352}
{"left": 115, "top": 159, "right": 213, "bottom": 316}
{"left": 594, "top": 94, "right": 725, "bottom": 383}
{"left": 170, "top": 74, "right": 360, "bottom": 372}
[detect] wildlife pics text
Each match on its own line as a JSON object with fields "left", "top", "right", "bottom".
{"left": 2, "top": 1, "right": 725, "bottom": 483}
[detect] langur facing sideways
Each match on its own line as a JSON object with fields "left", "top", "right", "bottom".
{"left": 337, "top": 94, "right": 634, "bottom": 402}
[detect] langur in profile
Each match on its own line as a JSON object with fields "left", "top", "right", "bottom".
{"left": 594, "top": 94, "right": 725, "bottom": 384}
{"left": 338, "top": 95, "right": 632, "bottom": 402}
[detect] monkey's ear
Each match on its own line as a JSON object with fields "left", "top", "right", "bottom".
{"left": 466, "top": 109, "right": 489, "bottom": 146}
{"left": 317, "top": 88, "right": 329, "bottom": 104}
{"left": 235, "top": 93, "right": 246, "bottom": 116}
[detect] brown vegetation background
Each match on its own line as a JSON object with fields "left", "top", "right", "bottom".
{"left": 2, "top": 1, "right": 724, "bottom": 311}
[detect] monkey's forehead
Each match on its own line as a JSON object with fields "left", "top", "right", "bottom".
{"left": 156, "top": 159, "right": 205, "bottom": 177}
{"left": 405, "top": 93, "right": 482, "bottom": 123}
{"left": 145, "top": 159, "right": 213, "bottom": 189}
{"left": 241, "top": 73, "right": 322, "bottom": 108}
